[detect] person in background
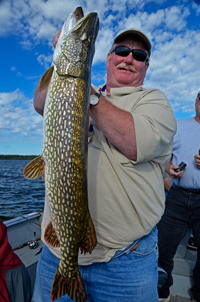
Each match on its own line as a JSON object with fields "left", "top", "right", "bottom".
{"left": 157, "top": 172, "right": 173, "bottom": 289}
{"left": 187, "top": 230, "right": 197, "bottom": 251}
{"left": 157, "top": 91, "right": 200, "bottom": 302}
{"left": 163, "top": 149, "right": 197, "bottom": 252}
{"left": 0, "top": 219, "right": 31, "bottom": 302}
{"left": 32, "top": 28, "right": 176, "bottom": 302}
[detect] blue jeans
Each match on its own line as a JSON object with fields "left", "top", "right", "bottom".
{"left": 32, "top": 226, "right": 158, "bottom": 302}
{"left": 158, "top": 184, "right": 200, "bottom": 300}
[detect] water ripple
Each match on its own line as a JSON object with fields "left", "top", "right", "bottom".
{"left": 0, "top": 160, "right": 45, "bottom": 221}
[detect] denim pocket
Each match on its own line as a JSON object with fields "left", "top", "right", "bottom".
{"left": 131, "top": 227, "right": 158, "bottom": 256}
{"left": 112, "top": 227, "right": 158, "bottom": 261}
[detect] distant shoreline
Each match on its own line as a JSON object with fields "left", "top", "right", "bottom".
{"left": 0, "top": 155, "right": 39, "bottom": 160}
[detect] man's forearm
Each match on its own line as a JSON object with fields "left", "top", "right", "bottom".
{"left": 165, "top": 160, "right": 172, "bottom": 175}
{"left": 164, "top": 177, "right": 173, "bottom": 191}
{"left": 34, "top": 81, "right": 138, "bottom": 160}
{"left": 90, "top": 95, "right": 137, "bottom": 160}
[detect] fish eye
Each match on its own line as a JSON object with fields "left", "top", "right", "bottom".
{"left": 83, "top": 39, "right": 89, "bottom": 47}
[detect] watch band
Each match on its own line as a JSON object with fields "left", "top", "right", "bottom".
{"left": 94, "top": 92, "right": 101, "bottom": 98}
{"left": 90, "top": 93, "right": 101, "bottom": 108}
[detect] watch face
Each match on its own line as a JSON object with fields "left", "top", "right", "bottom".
{"left": 90, "top": 94, "right": 99, "bottom": 106}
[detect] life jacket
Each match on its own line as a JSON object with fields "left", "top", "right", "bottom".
{"left": 0, "top": 219, "right": 23, "bottom": 302}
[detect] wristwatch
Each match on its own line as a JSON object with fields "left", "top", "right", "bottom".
{"left": 90, "top": 93, "right": 101, "bottom": 108}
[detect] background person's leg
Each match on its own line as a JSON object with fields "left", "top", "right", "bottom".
{"left": 157, "top": 188, "right": 189, "bottom": 299}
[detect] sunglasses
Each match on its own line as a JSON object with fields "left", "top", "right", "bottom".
{"left": 113, "top": 46, "right": 148, "bottom": 62}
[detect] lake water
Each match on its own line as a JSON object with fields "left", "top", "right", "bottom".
{"left": 0, "top": 160, "right": 45, "bottom": 221}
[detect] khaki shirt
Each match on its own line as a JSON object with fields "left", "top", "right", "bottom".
{"left": 41, "top": 84, "right": 177, "bottom": 264}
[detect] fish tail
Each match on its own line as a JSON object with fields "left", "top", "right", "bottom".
{"left": 51, "top": 269, "right": 87, "bottom": 302}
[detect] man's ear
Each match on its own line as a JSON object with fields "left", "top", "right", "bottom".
{"left": 106, "top": 52, "right": 112, "bottom": 70}
{"left": 145, "top": 61, "right": 149, "bottom": 72}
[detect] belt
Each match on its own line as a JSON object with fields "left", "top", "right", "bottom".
{"left": 179, "top": 186, "right": 200, "bottom": 195}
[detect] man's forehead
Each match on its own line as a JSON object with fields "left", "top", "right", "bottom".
{"left": 116, "top": 38, "right": 146, "bottom": 48}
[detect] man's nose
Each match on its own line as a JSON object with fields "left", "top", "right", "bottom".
{"left": 124, "top": 52, "right": 133, "bottom": 63}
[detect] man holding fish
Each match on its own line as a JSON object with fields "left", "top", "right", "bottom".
{"left": 30, "top": 8, "right": 176, "bottom": 302}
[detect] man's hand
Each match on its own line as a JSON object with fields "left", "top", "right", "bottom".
{"left": 194, "top": 154, "right": 200, "bottom": 169}
{"left": 53, "top": 30, "right": 61, "bottom": 48}
{"left": 169, "top": 165, "right": 184, "bottom": 179}
{"left": 90, "top": 85, "right": 97, "bottom": 95}
{"left": 165, "top": 160, "right": 184, "bottom": 179}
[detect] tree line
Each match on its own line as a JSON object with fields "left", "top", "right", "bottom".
{"left": 0, "top": 155, "right": 38, "bottom": 160}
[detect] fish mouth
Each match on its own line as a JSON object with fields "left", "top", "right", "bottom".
{"left": 58, "top": 74, "right": 78, "bottom": 79}
{"left": 71, "top": 12, "right": 99, "bottom": 42}
{"left": 65, "top": 75, "right": 78, "bottom": 79}
{"left": 74, "top": 7, "right": 84, "bottom": 22}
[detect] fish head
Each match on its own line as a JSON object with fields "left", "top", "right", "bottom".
{"left": 53, "top": 7, "right": 84, "bottom": 64}
{"left": 56, "top": 12, "right": 99, "bottom": 79}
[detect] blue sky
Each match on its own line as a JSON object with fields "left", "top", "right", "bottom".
{"left": 1, "top": 0, "right": 200, "bottom": 155}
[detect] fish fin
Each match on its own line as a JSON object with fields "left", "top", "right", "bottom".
{"left": 38, "top": 66, "right": 54, "bottom": 92}
{"left": 44, "top": 220, "right": 60, "bottom": 247}
{"left": 23, "top": 155, "right": 45, "bottom": 179}
{"left": 51, "top": 269, "right": 87, "bottom": 302}
{"left": 80, "top": 214, "right": 97, "bottom": 254}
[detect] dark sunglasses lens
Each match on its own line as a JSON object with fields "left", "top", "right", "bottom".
{"left": 114, "top": 47, "right": 147, "bottom": 62}
{"left": 114, "top": 47, "right": 130, "bottom": 57}
{"left": 132, "top": 50, "right": 147, "bottom": 62}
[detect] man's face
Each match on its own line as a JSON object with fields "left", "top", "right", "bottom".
{"left": 195, "top": 93, "right": 200, "bottom": 115}
{"left": 106, "top": 38, "right": 149, "bottom": 90}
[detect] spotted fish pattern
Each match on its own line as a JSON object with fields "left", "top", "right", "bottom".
{"left": 23, "top": 8, "right": 99, "bottom": 302}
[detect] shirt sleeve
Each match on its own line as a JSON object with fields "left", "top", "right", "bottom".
{"left": 131, "top": 89, "right": 177, "bottom": 164}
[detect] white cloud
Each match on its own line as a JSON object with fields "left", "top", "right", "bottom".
{"left": 0, "top": 0, "right": 176, "bottom": 43}
{"left": 0, "top": 90, "right": 43, "bottom": 138}
{"left": 0, "top": 89, "right": 25, "bottom": 105}
{"left": 11, "top": 66, "right": 17, "bottom": 72}
{"left": 10, "top": 67, "right": 23, "bottom": 77}
{"left": 0, "top": 1, "right": 14, "bottom": 36}
{"left": 93, "top": 28, "right": 114, "bottom": 63}
{"left": 1, "top": 0, "right": 200, "bottom": 130}
{"left": 164, "top": 6, "right": 189, "bottom": 31}
{"left": 192, "top": 1, "right": 200, "bottom": 14}
{"left": 37, "top": 54, "right": 52, "bottom": 69}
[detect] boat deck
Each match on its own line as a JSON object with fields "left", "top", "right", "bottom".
{"left": 168, "top": 230, "right": 197, "bottom": 301}
{"left": 14, "top": 239, "right": 44, "bottom": 292}
{"left": 5, "top": 212, "right": 43, "bottom": 292}
{"left": 5, "top": 214, "right": 197, "bottom": 300}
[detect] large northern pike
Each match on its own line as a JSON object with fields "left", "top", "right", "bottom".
{"left": 23, "top": 7, "right": 99, "bottom": 302}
